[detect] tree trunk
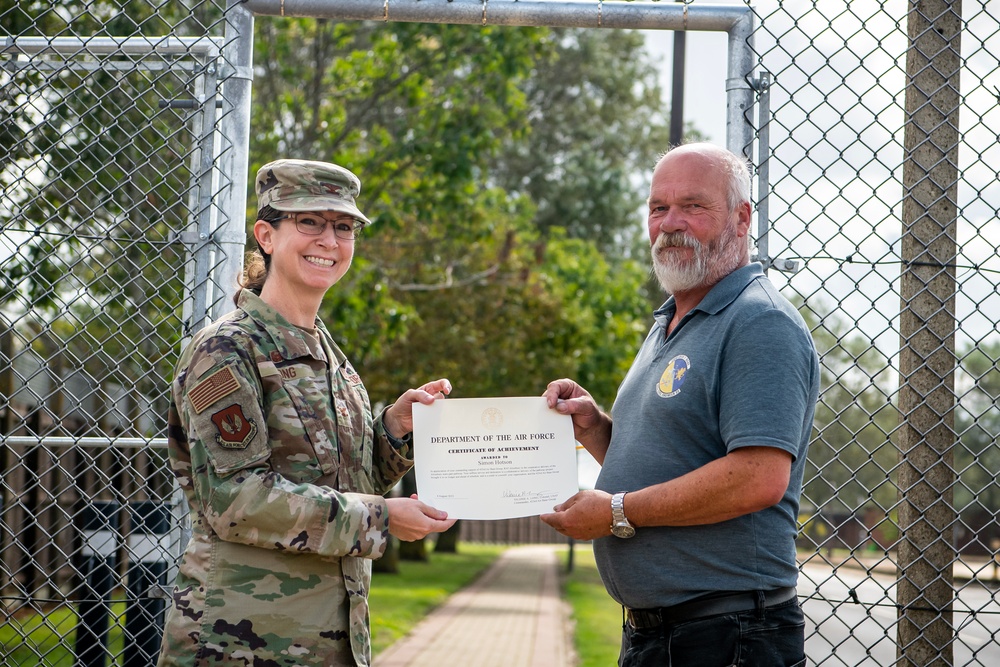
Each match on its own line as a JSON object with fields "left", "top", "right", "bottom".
{"left": 372, "top": 537, "right": 399, "bottom": 574}
{"left": 434, "top": 521, "right": 461, "bottom": 553}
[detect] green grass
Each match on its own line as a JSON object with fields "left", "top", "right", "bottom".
{"left": 560, "top": 543, "right": 623, "bottom": 667}
{"left": 2, "top": 544, "right": 506, "bottom": 666}
{"left": 369, "top": 542, "right": 507, "bottom": 655}
{"left": 1, "top": 598, "right": 127, "bottom": 667}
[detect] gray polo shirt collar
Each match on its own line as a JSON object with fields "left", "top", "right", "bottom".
{"left": 652, "top": 262, "right": 764, "bottom": 331}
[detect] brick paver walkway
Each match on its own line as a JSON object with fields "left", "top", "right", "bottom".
{"left": 373, "top": 544, "right": 574, "bottom": 667}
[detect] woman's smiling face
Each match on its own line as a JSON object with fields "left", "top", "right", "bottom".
{"left": 253, "top": 211, "right": 357, "bottom": 298}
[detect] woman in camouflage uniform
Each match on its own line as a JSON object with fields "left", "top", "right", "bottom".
{"left": 157, "top": 159, "right": 455, "bottom": 666}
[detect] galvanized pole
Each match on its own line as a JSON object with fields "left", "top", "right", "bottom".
{"left": 0, "top": 316, "right": 16, "bottom": 602}
{"left": 897, "top": 1, "right": 961, "bottom": 665}
{"left": 725, "top": 8, "right": 754, "bottom": 158}
{"left": 668, "top": 0, "right": 687, "bottom": 146}
{"left": 215, "top": 0, "right": 255, "bottom": 315}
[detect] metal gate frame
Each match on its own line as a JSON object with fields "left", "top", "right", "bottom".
{"left": 3, "top": 1, "right": 989, "bottom": 665}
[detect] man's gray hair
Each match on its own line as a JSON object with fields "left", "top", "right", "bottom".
{"left": 717, "top": 150, "right": 752, "bottom": 213}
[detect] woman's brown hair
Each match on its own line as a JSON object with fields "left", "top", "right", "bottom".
{"left": 234, "top": 205, "right": 284, "bottom": 303}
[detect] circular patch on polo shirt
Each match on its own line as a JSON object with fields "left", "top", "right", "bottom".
{"left": 656, "top": 355, "right": 690, "bottom": 398}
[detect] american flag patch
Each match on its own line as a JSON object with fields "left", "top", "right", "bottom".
{"left": 189, "top": 366, "right": 240, "bottom": 414}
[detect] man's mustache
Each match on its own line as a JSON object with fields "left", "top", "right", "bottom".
{"left": 654, "top": 232, "right": 699, "bottom": 251}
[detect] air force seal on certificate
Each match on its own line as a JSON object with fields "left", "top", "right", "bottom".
{"left": 657, "top": 354, "right": 690, "bottom": 398}
{"left": 481, "top": 407, "right": 503, "bottom": 429}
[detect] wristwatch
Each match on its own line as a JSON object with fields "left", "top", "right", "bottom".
{"left": 610, "top": 492, "right": 636, "bottom": 538}
{"left": 385, "top": 428, "right": 413, "bottom": 450}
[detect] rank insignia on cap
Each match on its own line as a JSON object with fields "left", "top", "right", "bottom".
{"left": 211, "top": 404, "right": 258, "bottom": 449}
{"left": 189, "top": 366, "right": 240, "bottom": 414}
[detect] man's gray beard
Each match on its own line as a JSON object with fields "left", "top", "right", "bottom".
{"left": 651, "top": 225, "right": 745, "bottom": 295}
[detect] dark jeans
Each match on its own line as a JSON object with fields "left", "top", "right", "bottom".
{"left": 618, "top": 598, "right": 806, "bottom": 667}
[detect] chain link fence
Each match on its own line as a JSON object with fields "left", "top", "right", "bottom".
{"left": 2, "top": 0, "right": 1000, "bottom": 665}
{"left": 1, "top": 2, "right": 242, "bottom": 664}
{"left": 753, "top": 1, "right": 1000, "bottom": 664}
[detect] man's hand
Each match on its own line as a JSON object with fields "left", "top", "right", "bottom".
{"left": 540, "top": 489, "right": 615, "bottom": 541}
{"left": 542, "top": 379, "right": 612, "bottom": 463}
{"left": 386, "top": 495, "right": 457, "bottom": 542}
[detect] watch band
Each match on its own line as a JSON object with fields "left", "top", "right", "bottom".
{"left": 385, "top": 427, "right": 413, "bottom": 449}
{"left": 611, "top": 492, "right": 635, "bottom": 538}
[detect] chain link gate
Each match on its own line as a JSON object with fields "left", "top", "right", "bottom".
{"left": 0, "top": 1, "right": 247, "bottom": 663}
{"left": 3, "top": 1, "right": 1000, "bottom": 665}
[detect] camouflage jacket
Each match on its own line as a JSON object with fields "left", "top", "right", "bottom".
{"left": 158, "top": 291, "right": 413, "bottom": 667}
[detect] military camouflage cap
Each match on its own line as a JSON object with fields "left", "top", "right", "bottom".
{"left": 255, "top": 159, "right": 371, "bottom": 224}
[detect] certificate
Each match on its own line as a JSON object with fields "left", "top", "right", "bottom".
{"left": 412, "top": 396, "right": 579, "bottom": 520}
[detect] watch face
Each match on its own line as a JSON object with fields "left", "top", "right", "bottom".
{"left": 612, "top": 522, "right": 636, "bottom": 538}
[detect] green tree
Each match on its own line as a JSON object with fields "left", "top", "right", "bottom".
{"left": 361, "top": 227, "right": 650, "bottom": 410}
{"left": 954, "top": 340, "right": 1000, "bottom": 523}
{"left": 799, "top": 301, "right": 899, "bottom": 548}
{"left": 799, "top": 310, "right": 1000, "bottom": 554}
{"left": 247, "top": 20, "right": 667, "bottom": 404}
{"left": 487, "top": 28, "right": 674, "bottom": 251}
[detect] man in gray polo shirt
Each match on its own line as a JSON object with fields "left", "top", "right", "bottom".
{"left": 541, "top": 142, "right": 819, "bottom": 666}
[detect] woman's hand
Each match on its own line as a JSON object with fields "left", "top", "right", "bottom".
{"left": 383, "top": 378, "right": 452, "bottom": 438}
{"left": 386, "top": 495, "right": 457, "bottom": 541}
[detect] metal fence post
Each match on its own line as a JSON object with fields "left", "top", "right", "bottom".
{"left": 74, "top": 500, "right": 120, "bottom": 667}
{"left": 0, "top": 318, "right": 17, "bottom": 603}
{"left": 124, "top": 500, "right": 172, "bottom": 667}
{"left": 897, "top": 1, "right": 962, "bottom": 665}
{"left": 214, "top": 0, "right": 256, "bottom": 317}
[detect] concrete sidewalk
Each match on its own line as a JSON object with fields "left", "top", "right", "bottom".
{"left": 373, "top": 544, "right": 575, "bottom": 667}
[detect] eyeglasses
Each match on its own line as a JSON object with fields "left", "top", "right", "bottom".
{"left": 278, "top": 213, "right": 365, "bottom": 240}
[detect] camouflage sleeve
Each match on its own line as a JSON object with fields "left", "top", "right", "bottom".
{"left": 198, "top": 466, "right": 390, "bottom": 559}
{"left": 179, "top": 333, "right": 391, "bottom": 559}
{"left": 371, "top": 405, "right": 415, "bottom": 493}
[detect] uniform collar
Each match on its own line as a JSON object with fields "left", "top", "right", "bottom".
{"left": 237, "top": 290, "right": 327, "bottom": 362}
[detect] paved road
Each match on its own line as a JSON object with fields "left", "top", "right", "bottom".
{"left": 800, "top": 561, "right": 1000, "bottom": 666}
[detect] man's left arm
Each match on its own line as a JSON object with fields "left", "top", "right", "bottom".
{"left": 625, "top": 446, "right": 791, "bottom": 526}
{"left": 639, "top": 304, "right": 817, "bottom": 527}
{"left": 542, "top": 305, "right": 817, "bottom": 540}
{"left": 540, "top": 447, "right": 791, "bottom": 539}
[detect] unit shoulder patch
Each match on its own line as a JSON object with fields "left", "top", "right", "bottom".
{"left": 211, "top": 404, "right": 258, "bottom": 449}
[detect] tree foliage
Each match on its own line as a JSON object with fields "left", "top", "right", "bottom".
{"left": 4, "top": 5, "right": 674, "bottom": 428}
{"left": 802, "top": 296, "right": 1000, "bottom": 551}
{"left": 488, "top": 28, "right": 674, "bottom": 249}
{"left": 248, "top": 19, "right": 665, "bottom": 407}
{"left": 798, "top": 300, "right": 899, "bottom": 520}
{"left": 1, "top": 1, "right": 222, "bottom": 434}
{"left": 954, "top": 341, "right": 1000, "bottom": 519}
